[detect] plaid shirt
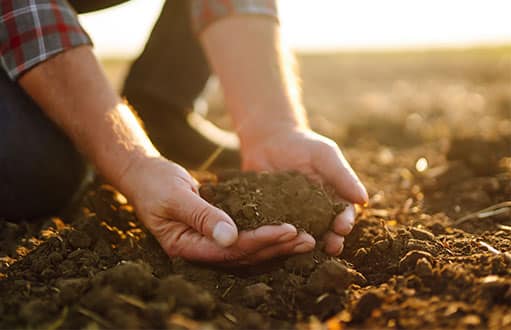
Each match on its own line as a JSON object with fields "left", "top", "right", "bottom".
{"left": 0, "top": 0, "right": 278, "bottom": 81}
{"left": 0, "top": 0, "right": 277, "bottom": 80}
{"left": 191, "top": 0, "right": 278, "bottom": 32}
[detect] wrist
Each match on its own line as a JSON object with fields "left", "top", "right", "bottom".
{"left": 236, "top": 110, "right": 309, "bottom": 150}
{"left": 115, "top": 152, "right": 164, "bottom": 202}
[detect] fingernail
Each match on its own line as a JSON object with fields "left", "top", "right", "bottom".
{"left": 336, "top": 240, "right": 345, "bottom": 256}
{"left": 213, "top": 222, "right": 237, "bottom": 247}
{"left": 278, "top": 224, "right": 298, "bottom": 242}
{"left": 357, "top": 182, "right": 369, "bottom": 204}
{"left": 341, "top": 205, "right": 356, "bottom": 222}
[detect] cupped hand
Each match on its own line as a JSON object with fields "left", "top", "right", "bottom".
{"left": 119, "top": 157, "right": 315, "bottom": 265}
{"left": 240, "top": 126, "right": 368, "bottom": 256}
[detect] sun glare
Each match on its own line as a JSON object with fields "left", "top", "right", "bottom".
{"left": 78, "top": 0, "right": 511, "bottom": 57}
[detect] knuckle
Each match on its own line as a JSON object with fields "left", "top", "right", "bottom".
{"left": 190, "top": 204, "right": 211, "bottom": 233}
{"left": 153, "top": 223, "right": 188, "bottom": 257}
{"left": 162, "top": 229, "right": 189, "bottom": 257}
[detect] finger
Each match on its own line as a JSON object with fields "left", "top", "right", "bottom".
{"left": 323, "top": 231, "right": 345, "bottom": 256}
{"left": 312, "top": 144, "right": 368, "bottom": 205}
{"left": 167, "top": 188, "right": 238, "bottom": 247}
{"left": 242, "top": 231, "right": 316, "bottom": 264}
{"left": 332, "top": 203, "right": 356, "bottom": 236}
{"left": 156, "top": 221, "right": 235, "bottom": 262}
{"left": 235, "top": 223, "right": 298, "bottom": 252}
{"left": 159, "top": 223, "right": 298, "bottom": 262}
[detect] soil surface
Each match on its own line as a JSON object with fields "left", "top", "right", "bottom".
{"left": 1, "top": 134, "right": 510, "bottom": 329}
{"left": 199, "top": 171, "right": 345, "bottom": 237}
{"left": 1, "top": 49, "right": 511, "bottom": 329}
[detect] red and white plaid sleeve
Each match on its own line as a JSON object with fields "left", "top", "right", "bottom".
{"left": 0, "top": 0, "right": 92, "bottom": 80}
{"left": 191, "top": 0, "right": 279, "bottom": 33}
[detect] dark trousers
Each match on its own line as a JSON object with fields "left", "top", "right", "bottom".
{"left": 1, "top": 0, "right": 238, "bottom": 220}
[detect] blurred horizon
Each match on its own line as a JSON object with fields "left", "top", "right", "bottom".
{"left": 79, "top": 0, "right": 511, "bottom": 58}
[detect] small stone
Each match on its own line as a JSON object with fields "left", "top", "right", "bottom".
{"left": 399, "top": 250, "right": 434, "bottom": 272}
{"left": 68, "top": 230, "right": 92, "bottom": 249}
{"left": 243, "top": 283, "right": 272, "bottom": 307}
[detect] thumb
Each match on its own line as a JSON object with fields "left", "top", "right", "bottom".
{"left": 169, "top": 188, "right": 238, "bottom": 247}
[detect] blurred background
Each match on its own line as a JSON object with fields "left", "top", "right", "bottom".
{"left": 80, "top": 0, "right": 511, "bottom": 57}
{"left": 78, "top": 0, "right": 511, "bottom": 149}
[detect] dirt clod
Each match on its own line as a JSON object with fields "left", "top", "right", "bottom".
{"left": 200, "top": 171, "right": 344, "bottom": 238}
{"left": 306, "top": 259, "right": 367, "bottom": 295}
{"left": 399, "top": 250, "right": 435, "bottom": 272}
{"left": 409, "top": 227, "right": 436, "bottom": 241}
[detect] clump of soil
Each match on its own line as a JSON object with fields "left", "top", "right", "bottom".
{"left": 200, "top": 171, "right": 345, "bottom": 237}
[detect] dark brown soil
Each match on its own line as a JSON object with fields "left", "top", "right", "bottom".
{"left": 1, "top": 50, "right": 511, "bottom": 329}
{"left": 0, "top": 178, "right": 357, "bottom": 330}
{"left": 1, "top": 132, "right": 510, "bottom": 329}
{"left": 199, "top": 171, "right": 345, "bottom": 237}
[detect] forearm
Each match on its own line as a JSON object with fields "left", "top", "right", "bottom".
{"left": 200, "top": 16, "right": 308, "bottom": 146}
{"left": 18, "top": 46, "right": 159, "bottom": 197}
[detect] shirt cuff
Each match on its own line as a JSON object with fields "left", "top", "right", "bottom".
{"left": 191, "top": 0, "right": 279, "bottom": 34}
{"left": 0, "top": 0, "right": 92, "bottom": 80}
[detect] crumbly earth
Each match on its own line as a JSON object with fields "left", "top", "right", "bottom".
{"left": 1, "top": 50, "right": 511, "bottom": 329}
{"left": 199, "top": 171, "right": 345, "bottom": 237}
{"left": 1, "top": 133, "right": 510, "bottom": 329}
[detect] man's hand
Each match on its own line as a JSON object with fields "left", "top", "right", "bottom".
{"left": 201, "top": 16, "right": 368, "bottom": 256}
{"left": 120, "top": 156, "right": 315, "bottom": 264}
{"left": 19, "top": 45, "right": 316, "bottom": 265}
{"left": 241, "top": 126, "right": 368, "bottom": 256}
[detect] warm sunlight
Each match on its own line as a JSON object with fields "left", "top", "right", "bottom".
{"left": 2, "top": 0, "right": 510, "bottom": 327}
{"left": 79, "top": 0, "right": 511, "bottom": 57}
